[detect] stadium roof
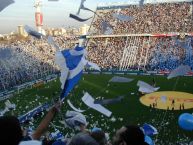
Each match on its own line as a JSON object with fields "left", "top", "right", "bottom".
{"left": 97, "top": 0, "right": 192, "bottom": 9}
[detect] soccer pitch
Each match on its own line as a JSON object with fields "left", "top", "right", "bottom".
{"left": 0, "top": 74, "right": 193, "bottom": 144}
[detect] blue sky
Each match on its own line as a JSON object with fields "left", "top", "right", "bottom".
{"left": 0, "top": 0, "right": 120, "bottom": 34}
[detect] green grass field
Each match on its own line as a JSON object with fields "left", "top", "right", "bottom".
{"left": 0, "top": 74, "right": 193, "bottom": 145}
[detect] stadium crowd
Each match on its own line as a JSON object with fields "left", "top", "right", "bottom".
{"left": 90, "top": 1, "right": 193, "bottom": 35}
{"left": 0, "top": 36, "right": 79, "bottom": 92}
{"left": 1, "top": 35, "right": 193, "bottom": 91}
{"left": 87, "top": 36, "right": 193, "bottom": 71}
{"left": 53, "top": 36, "right": 79, "bottom": 49}
{"left": 87, "top": 37, "right": 125, "bottom": 69}
{"left": 0, "top": 39, "right": 56, "bottom": 92}
{"left": 86, "top": 1, "right": 193, "bottom": 70}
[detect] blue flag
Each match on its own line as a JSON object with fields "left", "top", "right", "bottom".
{"left": 142, "top": 123, "right": 158, "bottom": 136}
{"left": 55, "top": 46, "right": 86, "bottom": 100}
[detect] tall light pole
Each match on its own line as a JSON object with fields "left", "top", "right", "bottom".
{"left": 34, "top": 0, "right": 43, "bottom": 34}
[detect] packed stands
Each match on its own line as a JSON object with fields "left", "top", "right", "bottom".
{"left": 0, "top": 36, "right": 78, "bottom": 91}
{"left": 90, "top": 1, "right": 193, "bottom": 35}
{"left": 87, "top": 0, "right": 193, "bottom": 71}
{"left": 87, "top": 36, "right": 193, "bottom": 71}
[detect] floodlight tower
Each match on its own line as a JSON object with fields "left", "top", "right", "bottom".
{"left": 34, "top": 0, "right": 43, "bottom": 34}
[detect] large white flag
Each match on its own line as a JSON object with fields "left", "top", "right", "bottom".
{"left": 137, "top": 81, "right": 160, "bottom": 94}
{"left": 82, "top": 92, "right": 112, "bottom": 117}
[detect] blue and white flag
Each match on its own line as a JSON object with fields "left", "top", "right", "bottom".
{"left": 142, "top": 123, "right": 158, "bottom": 136}
{"left": 0, "top": 0, "right": 14, "bottom": 12}
{"left": 55, "top": 46, "right": 87, "bottom": 100}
